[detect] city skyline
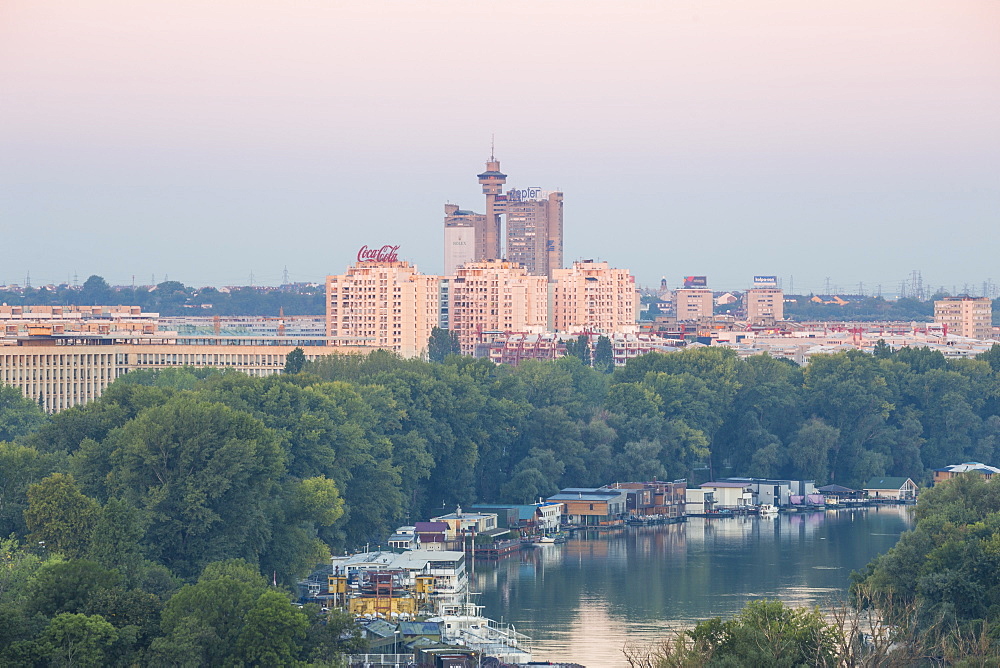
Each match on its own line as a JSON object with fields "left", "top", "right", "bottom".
{"left": 2, "top": 1, "right": 998, "bottom": 293}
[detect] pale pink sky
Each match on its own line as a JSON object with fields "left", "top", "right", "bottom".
{"left": 2, "top": 0, "right": 998, "bottom": 292}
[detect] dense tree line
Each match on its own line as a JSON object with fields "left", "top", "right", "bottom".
{"left": 0, "top": 275, "right": 325, "bottom": 316}
{"left": 3, "top": 343, "right": 1000, "bottom": 663}
{"left": 855, "top": 473, "right": 1000, "bottom": 653}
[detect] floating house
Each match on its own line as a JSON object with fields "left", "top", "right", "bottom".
{"left": 547, "top": 487, "right": 628, "bottom": 526}
{"left": 685, "top": 488, "right": 715, "bottom": 515}
{"left": 716, "top": 478, "right": 818, "bottom": 507}
{"left": 469, "top": 501, "right": 564, "bottom": 534}
{"left": 605, "top": 480, "right": 687, "bottom": 520}
{"left": 698, "top": 481, "right": 754, "bottom": 510}
{"left": 862, "top": 476, "right": 918, "bottom": 501}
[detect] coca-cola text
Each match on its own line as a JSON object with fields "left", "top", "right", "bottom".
{"left": 357, "top": 245, "right": 400, "bottom": 263}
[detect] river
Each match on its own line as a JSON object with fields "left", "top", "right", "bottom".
{"left": 472, "top": 506, "right": 914, "bottom": 668}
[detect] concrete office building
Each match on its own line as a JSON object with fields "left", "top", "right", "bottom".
{"left": 0, "top": 340, "right": 358, "bottom": 412}
{"left": 505, "top": 188, "right": 563, "bottom": 279}
{"left": 674, "top": 288, "right": 714, "bottom": 322}
{"left": 549, "top": 260, "right": 638, "bottom": 334}
{"left": 745, "top": 288, "right": 784, "bottom": 325}
{"left": 443, "top": 205, "right": 486, "bottom": 275}
{"left": 325, "top": 260, "right": 441, "bottom": 358}
{"left": 935, "top": 296, "right": 993, "bottom": 339}
{"left": 449, "top": 260, "right": 548, "bottom": 355}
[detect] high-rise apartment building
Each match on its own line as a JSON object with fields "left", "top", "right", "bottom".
{"left": 934, "top": 296, "right": 993, "bottom": 339}
{"left": 549, "top": 261, "right": 638, "bottom": 334}
{"left": 505, "top": 188, "right": 563, "bottom": 279}
{"left": 674, "top": 289, "right": 714, "bottom": 322}
{"left": 449, "top": 260, "right": 549, "bottom": 355}
{"left": 745, "top": 288, "right": 784, "bottom": 325}
{"left": 326, "top": 259, "right": 441, "bottom": 358}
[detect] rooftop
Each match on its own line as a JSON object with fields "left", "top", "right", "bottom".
{"left": 935, "top": 462, "right": 1000, "bottom": 474}
{"left": 863, "top": 476, "right": 915, "bottom": 489}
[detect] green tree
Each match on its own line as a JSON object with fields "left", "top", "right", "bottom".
{"left": 501, "top": 448, "right": 565, "bottom": 503}
{"left": 428, "top": 326, "right": 461, "bottom": 362}
{"left": 593, "top": 335, "right": 614, "bottom": 373}
{"left": 24, "top": 473, "right": 100, "bottom": 558}
{"left": 283, "top": 347, "right": 306, "bottom": 374}
{"left": 40, "top": 612, "right": 119, "bottom": 668}
{"left": 872, "top": 338, "right": 894, "bottom": 359}
{"left": 687, "top": 600, "right": 837, "bottom": 668}
{"left": 79, "top": 275, "right": 112, "bottom": 306}
{"left": 234, "top": 589, "right": 309, "bottom": 667}
{"left": 855, "top": 474, "right": 1000, "bottom": 635}
{"left": 0, "top": 384, "right": 48, "bottom": 441}
{"left": 977, "top": 343, "right": 1000, "bottom": 373}
{"left": 0, "top": 441, "right": 63, "bottom": 537}
{"left": 803, "top": 351, "right": 894, "bottom": 485}
{"left": 153, "top": 559, "right": 269, "bottom": 666}
{"left": 787, "top": 418, "right": 839, "bottom": 483}
{"left": 293, "top": 476, "right": 345, "bottom": 527}
{"left": 25, "top": 559, "right": 120, "bottom": 617}
{"left": 0, "top": 535, "right": 44, "bottom": 605}
{"left": 94, "top": 397, "right": 285, "bottom": 577}
{"left": 301, "top": 605, "right": 366, "bottom": 662}
{"left": 612, "top": 439, "right": 667, "bottom": 482}
{"left": 83, "top": 585, "right": 162, "bottom": 652}
{"left": 87, "top": 497, "right": 146, "bottom": 586}
{"left": 565, "top": 334, "right": 592, "bottom": 366}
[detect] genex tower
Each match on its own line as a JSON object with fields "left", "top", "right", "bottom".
{"left": 444, "top": 152, "right": 563, "bottom": 279}
{"left": 477, "top": 153, "right": 507, "bottom": 261}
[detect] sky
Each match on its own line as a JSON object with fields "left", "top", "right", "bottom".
{"left": 1, "top": 0, "right": 998, "bottom": 295}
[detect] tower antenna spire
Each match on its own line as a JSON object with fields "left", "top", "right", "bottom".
{"left": 490, "top": 133, "right": 495, "bottom": 161}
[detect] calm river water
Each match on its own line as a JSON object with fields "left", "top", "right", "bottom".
{"left": 472, "top": 506, "right": 914, "bottom": 668}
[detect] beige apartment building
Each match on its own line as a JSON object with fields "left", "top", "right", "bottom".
{"left": 325, "top": 260, "right": 441, "bottom": 358}
{"left": 934, "top": 296, "right": 993, "bottom": 339}
{"left": 449, "top": 260, "right": 549, "bottom": 355}
{"left": 744, "top": 288, "right": 784, "bottom": 325}
{"left": 549, "top": 261, "right": 638, "bottom": 335}
{"left": 674, "top": 288, "right": 714, "bottom": 322}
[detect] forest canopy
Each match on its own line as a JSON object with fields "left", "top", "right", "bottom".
{"left": 3, "top": 343, "right": 1000, "bottom": 664}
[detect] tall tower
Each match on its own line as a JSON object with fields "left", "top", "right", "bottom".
{"left": 477, "top": 153, "right": 507, "bottom": 261}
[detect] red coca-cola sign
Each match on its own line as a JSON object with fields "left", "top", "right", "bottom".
{"left": 357, "top": 245, "right": 400, "bottom": 263}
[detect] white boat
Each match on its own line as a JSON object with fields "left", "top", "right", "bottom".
{"left": 758, "top": 504, "right": 778, "bottom": 515}
{"left": 534, "top": 536, "right": 556, "bottom": 544}
{"left": 431, "top": 602, "right": 533, "bottom": 663}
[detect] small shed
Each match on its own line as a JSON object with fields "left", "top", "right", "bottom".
{"left": 863, "top": 477, "right": 917, "bottom": 501}
{"left": 816, "top": 484, "right": 860, "bottom": 505}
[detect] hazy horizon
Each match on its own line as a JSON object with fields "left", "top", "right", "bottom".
{"left": 2, "top": 0, "right": 998, "bottom": 294}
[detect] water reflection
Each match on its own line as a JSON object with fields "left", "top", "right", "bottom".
{"left": 473, "top": 506, "right": 914, "bottom": 668}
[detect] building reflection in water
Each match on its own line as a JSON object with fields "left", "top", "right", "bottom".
{"left": 474, "top": 507, "right": 914, "bottom": 668}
